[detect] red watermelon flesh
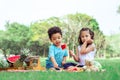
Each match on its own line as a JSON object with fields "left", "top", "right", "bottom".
{"left": 7, "top": 55, "right": 20, "bottom": 63}
{"left": 61, "top": 44, "right": 67, "bottom": 50}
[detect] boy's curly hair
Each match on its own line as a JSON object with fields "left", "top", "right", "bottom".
{"left": 48, "top": 26, "right": 62, "bottom": 40}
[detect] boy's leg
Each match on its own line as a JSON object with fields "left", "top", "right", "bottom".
{"left": 63, "top": 62, "right": 77, "bottom": 69}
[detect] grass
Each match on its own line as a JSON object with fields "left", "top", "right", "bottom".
{"left": 0, "top": 58, "right": 120, "bottom": 80}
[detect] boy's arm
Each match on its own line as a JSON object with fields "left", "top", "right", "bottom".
{"left": 50, "top": 57, "right": 58, "bottom": 68}
{"left": 62, "top": 48, "right": 68, "bottom": 65}
{"left": 62, "top": 56, "right": 67, "bottom": 65}
{"left": 49, "top": 46, "right": 59, "bottom": 68}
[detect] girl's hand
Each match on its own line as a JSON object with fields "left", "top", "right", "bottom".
{"left": 69, "top": 50, "right": 75, "bottom": 56}
{"left": 86, "top": 39, "right": 93, "bottom": 44}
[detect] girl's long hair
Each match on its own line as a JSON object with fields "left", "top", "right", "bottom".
{"left": 78, "top": 27, "right": 94, "bottom": 45}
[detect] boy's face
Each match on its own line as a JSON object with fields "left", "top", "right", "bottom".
{"left": 50, "top": 33, "right": 62, "bottom": 47}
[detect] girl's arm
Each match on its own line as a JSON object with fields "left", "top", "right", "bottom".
{"left": 69, "top": 49, "right": 79, "bottom": 62}
{"left": 50, "top": 57, "right": 58, "bottom": 68}
{"left": 80, "top": 39, "right": 94, "bottom": 54}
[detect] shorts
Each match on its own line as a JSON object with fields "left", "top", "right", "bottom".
{"left": 63, "top": 62, "right": 84, "bottom": 69}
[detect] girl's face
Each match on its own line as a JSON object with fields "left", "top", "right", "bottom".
{"left": 50, "top": 33, "right": 62, "bottom": 47}
{"left": 80, "top": 30, "right": 91, "bottom": 43}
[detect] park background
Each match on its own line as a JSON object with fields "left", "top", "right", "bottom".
{"left": 0, "top": 0, "right": 120, "bottom": 80}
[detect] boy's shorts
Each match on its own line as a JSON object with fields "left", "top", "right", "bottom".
{"left": 63, "top": 62, "right": 84, "bottom": 69}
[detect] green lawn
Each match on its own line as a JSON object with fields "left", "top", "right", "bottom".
{"left": 0, "top": 58, "right": 120, "bottom": 80}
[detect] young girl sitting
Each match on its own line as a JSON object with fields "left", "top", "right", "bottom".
{"left": 64, "top": 27, "right": 102, "bottom": 72}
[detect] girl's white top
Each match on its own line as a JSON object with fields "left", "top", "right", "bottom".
{"left": 78, "top": 43, "right": 96, "bottom": 65}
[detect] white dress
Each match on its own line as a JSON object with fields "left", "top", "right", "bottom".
{"left": 78, "top": 43, "right": 96, "bottom": 65}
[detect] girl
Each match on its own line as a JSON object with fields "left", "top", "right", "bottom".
{"left": 69, "top": 27, "right": 96, "bottom": 67}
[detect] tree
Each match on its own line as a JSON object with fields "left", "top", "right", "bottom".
{"left": 61, "top": 13, "right": 105, "bottom": 58}
{"left": 1, "top": 22, "right": 31, "bottom": 55}
{"left": 0, "top": 13, "right": 106, "bottom": 58}
{"left": 30, "top": 17, "right": 65, "bottom": 56}
{"left": 117, "top": 5, "right": 120, "bottom": 13}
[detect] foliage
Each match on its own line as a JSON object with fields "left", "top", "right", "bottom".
{"left": 0, "top": 22, "right": 31, "bottom": 55}
{"left": 117, "top": 5, "right": 120, "bottom": 13}
{"left": 62, "top": 13, "right": 105, "bottom": 57}
{"left": 0, "top": 49, "right": 9, "bottom": 68}
{"left": 0, "top": 13, "right": 112, "bottom": 57}
{"left": 30, "top": 17, "right": 65, "bottom": 56}
{"left": 20, "top": 48, "right": 31, "bottom": 56}
{"left": 105, "top": 33, "right": 120, "bottom": 57}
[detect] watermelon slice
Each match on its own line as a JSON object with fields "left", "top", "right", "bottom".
{"left": 7, "top": 55, "right": 20, "bottom": 63}
{"left": 72, "top": 67, "right": 78, "bottom": 71}
{"left": 61, "top": 44, "right": 67, "bottom": 50}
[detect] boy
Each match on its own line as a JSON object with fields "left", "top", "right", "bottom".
{"left": 46, "top": 26, "right": 68, "bottom": 70}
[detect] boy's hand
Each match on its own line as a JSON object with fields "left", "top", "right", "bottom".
{"left": 54, "top": 63, "right": 58, "bottom": 68}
